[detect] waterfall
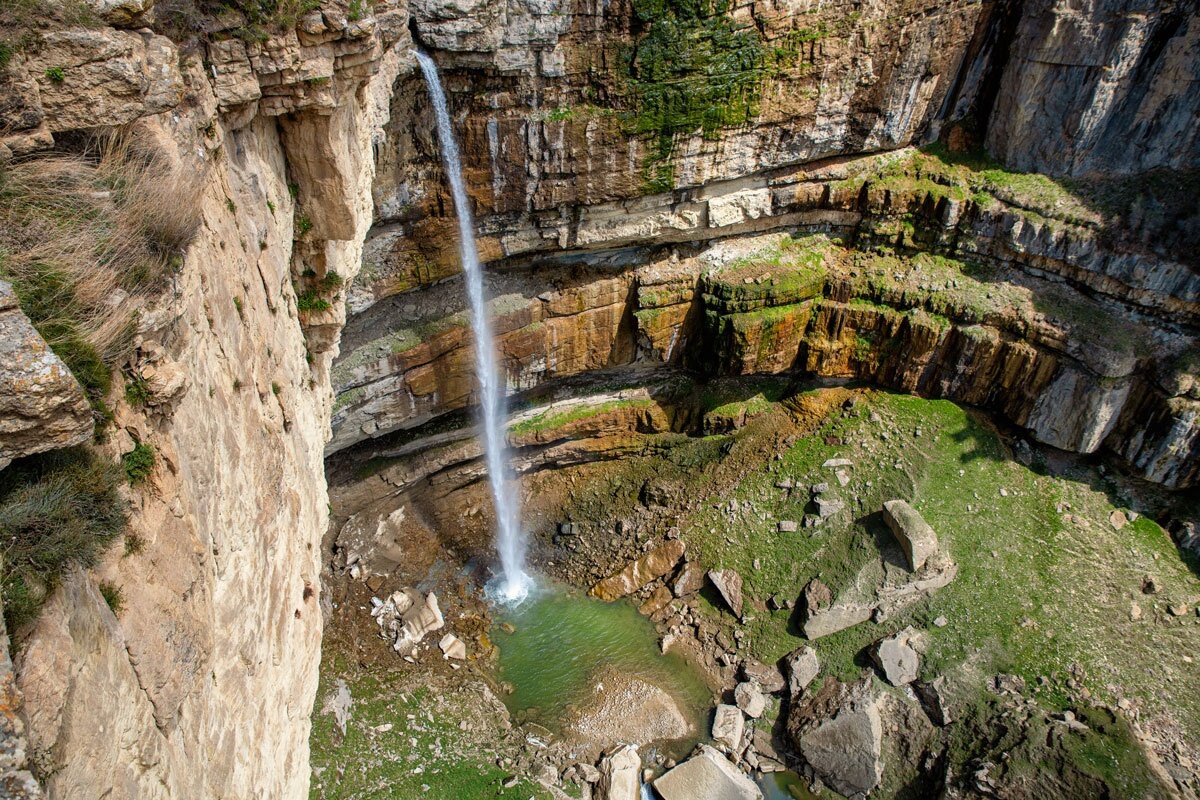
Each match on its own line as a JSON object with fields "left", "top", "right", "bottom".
{"left": 415, "top": 51, "right": 531, "bottom": 604}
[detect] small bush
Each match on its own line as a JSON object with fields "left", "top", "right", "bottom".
{"left": 44, "top": 65, "right": 65, "bottom": 83}
{"left": 271, "top": 381, "right": 281, "bottom": 395}
{"left": 295, "top": 214, "right": 313, "bottom": 236}
{"left": 0, "top": 447, "right": 126, "bottom": 630}
{"left": 296, "top": 290, "right": 331, "bottom": 313}
{"left": 124, "top": 372, "right": 151, "bottom": 407}
{"left": 121, "top": 442, "right": 154, "bottom": 484}
{"left": 123, "top": 531, "right": 145, "bottom": 556}
{"left": 318, "top": 270, "right": 343, "bottom": 290}
{"left": 99, "top": 581, "right": 123, "bottom": 614}
{"left": 347, "top": 0, "right": 369, "bottom": 21}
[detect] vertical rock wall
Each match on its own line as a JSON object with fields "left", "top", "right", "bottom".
{"left": 3, "top": 8, "right": 409, "bottom": 799}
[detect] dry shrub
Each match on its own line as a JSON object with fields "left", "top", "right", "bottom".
{"left": 0, "top": 131, "right": 204, "bottom": 411}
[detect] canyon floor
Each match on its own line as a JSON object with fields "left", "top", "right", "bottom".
{"left": 310, "top": 383, "right": 1199, "bottom": 800}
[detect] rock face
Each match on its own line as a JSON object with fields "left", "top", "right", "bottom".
{"left": 653, "top": 744, "right": 763, "bottom": 800}
{"left": 0, "top": 282, "right": 92, "bottom": 469}
{"left": 0, "top": 591, "right": 42, "bottom": 800}
{"left": 4, "top": 6, "right": 407, "bottom": 800}
{"left": 789, "top": 678, "right": 884, "bottom": 798}
{"left": 985, "top": 0, "right": 1200, "bottom": 177}
{"left": 589, "top": 539, "right": 685, "bottom": 601}
{"left": 881, "top": 500, "right": 940, "bottom": 571}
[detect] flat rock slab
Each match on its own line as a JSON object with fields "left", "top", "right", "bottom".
{"left": 882, "top": 499, "right": 939, "bottom": 571}
{"left": 802, "top": 603, "right": 872, "bottom": 640}
{"left": 708, "top": 568, "right": 744, "bottom": 618}
{"left": 653, "top": 744, "right": 763, "bottom": 800}
{"left": 561, "top": 666, "right": 691, "bottom": 760}
{"left": 872, "top": 627, "right": 920, "bottom": 686}
{"left": 711, "top": 704, "right": 744, "bottom": 751}
{"left": 590, "top": 539, "right": 685, "bottom": 601}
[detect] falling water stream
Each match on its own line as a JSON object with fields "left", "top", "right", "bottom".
{"left": 415, "top": 51, "right": 531, "bottom": 604}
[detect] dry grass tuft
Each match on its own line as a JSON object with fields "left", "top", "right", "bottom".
{"left": 0, "top": 131, "right": 204, "bottom": 412}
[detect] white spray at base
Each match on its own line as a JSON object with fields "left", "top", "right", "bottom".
{"left": 415, "top": 51, "right": 531, "bottom": 605}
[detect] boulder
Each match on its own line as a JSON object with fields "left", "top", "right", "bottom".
{"left": 734, "top": 681, "right": 766, "bottom": 718}
{"left": 652, "top": 745, "right": 763, "bottom": 800}
{"left": 785, "top": 646, "right": 820, "bottom": 697}
{"left": 598, "top": 744, "right": 641, "bottom": 800}
{"left": 881, "top": 500, "right": 939, "bottom": 571}
{"left": 803, "top": 604, "right": 873, "bottom": 639}
{"left": 777, "top": 520, "right": 798, "bottom": 533}
{"left": 590, "top": 539, "right": 686, "bottom": 601}
{"left": 815, "top": 497, "right": 844, "bottom": 518}
{"left": 914, "top": 677, "right": 952, "bottom": 726}
{"left": 708, "top": 569, "right": 744, "bottom": 618}
{"left": 740, "top": 659, "right": 785, "bottom": 694}
{"left": 789, "top": 679, "right": 883, "bottom": 798}
{"left": 371, "top": 589, "right": 444, "bottom": 655}
{"left": 438, "top": 633, "right": 466, "bottom": 660}
{"left": 671, "top": 561, "right": 705, "bottom": 597}
{"left": 872, "top": 627, "right": 921, "bottom": 686}
{"left": 711, "top": 704, "right": 744, "bottom": 752}
{"left": 638, "top": 584, "right": 674, "bottom": 616}
{"left": 0, "top": 281, "right": 93, "bottom": 469}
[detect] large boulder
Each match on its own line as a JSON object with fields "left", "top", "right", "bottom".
{"left": 740, "top": 658, "right": 785, "bottom": 694}
{"left": 598, "top": 744, "right": 640, "bottom": 800}
{"left": 871, "top": 627, "right": 921, "bottom": 686}
{"left": 881, "top": 500, "right": 939, "bottom": 571}
{"left": 711, "top": 704, "right": 744, "bottom": 752}
{"left": 590, "top": 539, "right": 685, "bottom": 601}
{"left": 784, "top": 646, "right": 820, "bottom": 697}
{"left": 652, "top": 744, "right": 763, "bottom": 800}
{"left": 707, "top": 568, "right": 744, "bottom": 618}
{"left": 0, "top": 281, "right": 92, "bottom": 469}
{"left": 734, "top": 681, "right": 766, "bottom": 718}
{"left": 788, "top": 678, "right": 883, "bottom": 798}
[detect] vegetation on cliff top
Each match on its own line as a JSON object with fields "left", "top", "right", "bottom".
{"left": 0, "top": 133, "right": 202, "bottom": 421}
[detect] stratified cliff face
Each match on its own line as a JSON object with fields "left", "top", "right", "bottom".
{"left": 1, "top": 4, "right": 408, "bottom": 798}
{"left": 0, "top": 0, "right": 1197, "bottom": 797}
{"left": 986, "top": 0, "right": 1200, "bottom": 177}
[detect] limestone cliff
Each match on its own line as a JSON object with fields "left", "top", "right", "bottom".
{"left": 1, "top": 3, "right": 407, "bottom": 797}
{"left": 0, "top": 0, "right": 1196, "bottom": 797}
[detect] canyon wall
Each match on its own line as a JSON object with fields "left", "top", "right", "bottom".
{"left": 2, "top": 4, "right": 408, "bottom": 797}
{"left": 0, "top": 0, "right": 1196, "bottom": 798}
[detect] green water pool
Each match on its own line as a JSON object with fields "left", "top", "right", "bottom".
{"left": 491, "top": 582, "right": 712, "bottom": 735}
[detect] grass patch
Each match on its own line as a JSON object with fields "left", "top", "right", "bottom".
{"left": 123, "top": 371, "right": 151, "bottom": 407}
{"left": 121, "top": 441, "right": 154, "bottom": 484}
{"left": 0, "top": 446, "right": 125, "bottom": 631}
{"left": 98, "top": 580, "right": 123, "bottom": 615}
{"left": 309, "top": 654, "right": 551, "bottom": 800}
{"left": 509, "top": 398, "right": 655, "bottom": 438}
{"left": 0, "top": 132, "right": 202, "bottom": 416}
